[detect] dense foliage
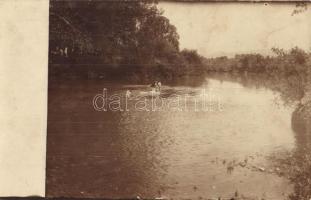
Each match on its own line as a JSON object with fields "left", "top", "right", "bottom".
{"left": 49, "top": 1, "right": 205, "bottom": 82}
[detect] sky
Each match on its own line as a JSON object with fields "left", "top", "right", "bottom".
{"left": 158, "top": 2, "right": 311, "bottom": 58}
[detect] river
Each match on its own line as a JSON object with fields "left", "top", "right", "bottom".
{"left": 47, "top": 75, "right": 299, "bottom": 199}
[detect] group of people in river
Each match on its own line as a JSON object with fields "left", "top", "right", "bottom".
{"left": 125, "top": 81, "right": 162, "bottom": 99}
{"left": 151, "top": 81, "right": 162, "bottom": 92}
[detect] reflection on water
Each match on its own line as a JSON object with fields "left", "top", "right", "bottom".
{"left": 206, "top": 72, "right": 305, "bottom": 106}
{"left": 47, "top": 74, "right": 303, "bottom": 199}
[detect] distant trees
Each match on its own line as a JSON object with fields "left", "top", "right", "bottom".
{"left": 202, "top": 56, "right": 234, "bottom": 72}
{"left": 204, "top": 47, "right": 310, "bottom": 76}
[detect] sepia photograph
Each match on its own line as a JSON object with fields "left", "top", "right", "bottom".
{"left": 2, "top": 0, "right": 311, "bottom": 200}
{"left": 46, "top": 1, "right": 311, "bottom": 200}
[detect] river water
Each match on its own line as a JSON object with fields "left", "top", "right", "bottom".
{"left": 47, "top": 76, "right": 298, "bottom": 199}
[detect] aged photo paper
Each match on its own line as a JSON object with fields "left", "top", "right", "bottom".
{"left": 0, "top": 0, "right": 48, "bottom": 197}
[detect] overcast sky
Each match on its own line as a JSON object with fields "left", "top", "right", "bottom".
{"left": 158, "top": 2, "right": 311, "bottom": 58}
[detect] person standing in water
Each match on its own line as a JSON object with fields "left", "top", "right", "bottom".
{"left": 157, "top": 81, "right": 162, "bottom": 92}
{"left": 150, "top": 81, "right": 162, "bottom": 92}
{"left": 126, "top": 90, "right": 131, "bottom": 98}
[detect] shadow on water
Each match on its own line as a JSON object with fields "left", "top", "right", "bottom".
{"left": 47, "top": 82, "right": 173, "bottom": 198}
